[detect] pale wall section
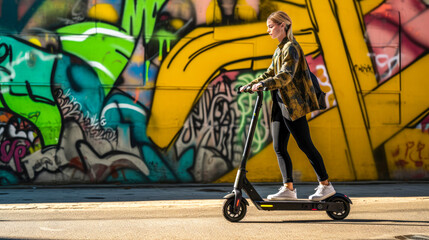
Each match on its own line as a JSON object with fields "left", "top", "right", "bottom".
{"left": 0, "top": 0, "right": 427, "bottom": 185}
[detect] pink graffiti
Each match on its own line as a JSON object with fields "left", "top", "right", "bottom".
{"left": 404, "top": 141, "right": 414, "bottom": 157}
{"left": 409, "top": 141, "right": 425, "bottom": 167}
{"left": 420, "top": 115, "right": 429, "bottom": 133}
{"left": 0, "top": 140, "right": 30, "bottom": 173}
{"left": 365, "top": 0, "right": 429, "bottom": 83}
{"left": 391, "top": 145, "right": 400, "bottom": 157}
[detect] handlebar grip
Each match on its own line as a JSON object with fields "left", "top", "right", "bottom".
{"left": 236, "top": 85, "right": 268, "bottom": 93}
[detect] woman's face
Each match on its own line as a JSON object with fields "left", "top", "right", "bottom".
{"left": 267, "top": 19, "right": 285, "bottom": 40}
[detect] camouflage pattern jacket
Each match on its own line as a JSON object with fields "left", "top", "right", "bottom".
{"left": 248, "top": 38, "right": 320, "bottom": 121}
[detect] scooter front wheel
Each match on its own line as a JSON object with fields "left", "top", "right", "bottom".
{"left": 222, "top": 197, "right": 247, "bottom": 222}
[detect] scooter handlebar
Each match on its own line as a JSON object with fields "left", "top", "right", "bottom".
{"left": 236, "top": 85, "right": 268, "bottom": 93}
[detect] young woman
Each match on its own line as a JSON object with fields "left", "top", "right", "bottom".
{"left": 240, "top": 11, "right": 335, "bottom": 201}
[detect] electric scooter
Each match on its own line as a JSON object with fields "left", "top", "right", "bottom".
{"left": 222, "top": 87, "right": 352, "bottom": 222}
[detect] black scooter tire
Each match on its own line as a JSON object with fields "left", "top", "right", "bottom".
{"left": 326, "top": 196, "right": 350, "bottom": 220}
{"left": 222, "top": 197, "right": 247, "bottom": 222}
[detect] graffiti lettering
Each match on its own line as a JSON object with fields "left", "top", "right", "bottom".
{"left": 57, "top": 0, "right": 87, "bottom": 25}
{"left": 367, "top": 52, "right": 399, "bottom": 80}
{"left": 0, "top": 140, "right": 30, "bottom": 172}
{"left": 354, "top": 64, "right": 374, "bottom": 74}
{"left": 33, "top": 157, "right": 54, "bottom": 172}
{"left": 405, "top": 141, "right": 415, "bottom": 158}
{"left": 409, "top": 142, "right": 426, "bottom": 167}
{"left": 0, "top": 0, "right": 428, "bottom": 185}
{"left": 395, "top": 141, "right": 429, "bottom": 169}
{"left": 71, "top": 0, "right": 86, "bottom": 22}
{"left": 56, "top": 89, "right": 117, "bottom": 142}
{"left": 0, "top": 43, "right": 12, "bottom": 69}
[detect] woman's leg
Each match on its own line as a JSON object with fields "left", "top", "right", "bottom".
{"left": 269, "top": 116, "right": 297, "bottom": 200}
{"left": 282, "top": 116, "right": 335, "bottom": 201}
{"left": 271, "top": 111, "right": 294, "bottom": 187}
{"left": 283, "top": 116, "right": 329, "bottom": 182}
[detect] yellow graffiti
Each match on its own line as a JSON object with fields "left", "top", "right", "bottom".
{"left": 235, "top": 0, "right": 257, "bottom": 22}
{"left": 170, "top": 19, "right": 185, "bottom": 30}
{"left": 206, "top": 0, "right": 222, "bottom": 25}
{"left": 148, "top": 0, "right": 429, "bottom": 182}
{"left": 147, "top": 2, "right": 312, "bottom": 148}
{"left": 28, "top": 38, "right": 42, "bottom": 47}
{"left": 206, "top": 0, "right": 257, "bottom": 24}
{"left": 88, "top": 3, "right": 119, "bottom": 24}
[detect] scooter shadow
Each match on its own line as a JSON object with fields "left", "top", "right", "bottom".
{"left": 241, "top": 219, "right": 429, "bottom": 227}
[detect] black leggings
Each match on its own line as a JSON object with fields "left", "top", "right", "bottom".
{"left": 271, "top": 109, "right": 329, "bottom": 183}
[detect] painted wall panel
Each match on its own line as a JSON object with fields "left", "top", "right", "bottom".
{"left": 0, "top": 0, "right": 428, "bottom": 185}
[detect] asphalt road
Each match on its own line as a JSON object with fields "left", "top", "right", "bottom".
{"left": 0, "top": 182, "right": 428, "bottom": 240}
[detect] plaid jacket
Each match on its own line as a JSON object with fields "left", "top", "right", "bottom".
{"left": 248, "top": 38, "right": 320, "bottom": 121}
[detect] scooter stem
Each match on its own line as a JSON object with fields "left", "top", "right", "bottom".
{"left": 232, "top": 91, "right": 264, "bottom": 213}
{"left": 239, "top": 91, "right": 264, "bottom": 170}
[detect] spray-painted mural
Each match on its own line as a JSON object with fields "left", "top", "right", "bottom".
{"left": 0, "top": 0, "right": 427, "bottom": 185}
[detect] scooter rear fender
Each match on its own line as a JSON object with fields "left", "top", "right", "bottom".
{"left": 327, "top": 193, "right": 353, "bottom": 204}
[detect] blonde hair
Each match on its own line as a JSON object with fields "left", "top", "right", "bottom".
{"left": 267, "top": 11, "right": 294, "bottom": 41}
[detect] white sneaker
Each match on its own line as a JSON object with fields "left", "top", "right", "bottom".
{"left": 309, "top": 183, "right": 336, "bottom": 201}
{"left": 267, "top": 186, "right": 297, "bottom": 200}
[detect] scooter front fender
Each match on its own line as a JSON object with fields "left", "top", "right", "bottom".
{"left": 223, "top": 193, "right": 235, "bottom": 199}
{"left": 223, "top": 193, "right": 249, "bottom": 206}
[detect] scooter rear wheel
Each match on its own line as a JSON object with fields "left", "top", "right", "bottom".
{"left": 326, "top": 197, "right": 350, "bottom": 220}
{"left": 222, "top": 197, "right": 247, "bottom": 222}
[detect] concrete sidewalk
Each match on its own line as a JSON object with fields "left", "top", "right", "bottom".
{"left": 0, "top": 182, "right": 428, "bottom": 205}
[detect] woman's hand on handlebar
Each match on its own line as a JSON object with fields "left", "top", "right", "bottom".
{"left": 239, "top": 83, "right": 265, "bottom": 93}
{"left": 251, "top": 83, "right": 264, "bottom": 92}
{"left": 239, "top": 85, "right": 252, "bottom": 93}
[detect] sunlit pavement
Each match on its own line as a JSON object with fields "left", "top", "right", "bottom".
{"left": 0, "top": 182, "right": 428, "bottom": 240}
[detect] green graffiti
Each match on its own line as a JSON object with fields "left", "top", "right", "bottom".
{"left": 57, "top": 0, "right": 166, "bottom": 96}
{"left": 28, "top": 111, "right": 41, "bottom": 123}
{"left": 236, "top": 71, "right": 271, "bottom": 154}
{"left": 122, "top": 0, "right": 167, "bottom": 44}
{"left": 1, "top": 0, "right": 168, "bottom": 149}
{"left": 156, "top": 29, "right": 177, "bottom": 61}
{"left": 145, "top": 60, "right": 150, "bottom": 84}
{"left": 57, "top": 22, "right": 134, "bottom": 96}
{"left": 0, "top": 37, "right": 62, "bottom": 146}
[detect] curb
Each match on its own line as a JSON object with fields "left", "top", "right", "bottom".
{"left": 1, "top": 181, "right": 428, "bottom": 190}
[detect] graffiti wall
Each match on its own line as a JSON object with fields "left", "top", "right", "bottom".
{"left": 0, "top": 0, "right": 427, "bottom": 185}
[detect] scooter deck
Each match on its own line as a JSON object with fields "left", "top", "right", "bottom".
{"left": 264, "top": 198, "right": 316, "bottom": 201}
{"left": 254, "top": 199, "right": 343, "bottom": 212}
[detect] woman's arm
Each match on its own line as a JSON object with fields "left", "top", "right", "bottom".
{"left": 240, "top": 62, "right": 274, "bottom": 92}
{"left": 250, "top": 62, "right": 275, "bottom": 84}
